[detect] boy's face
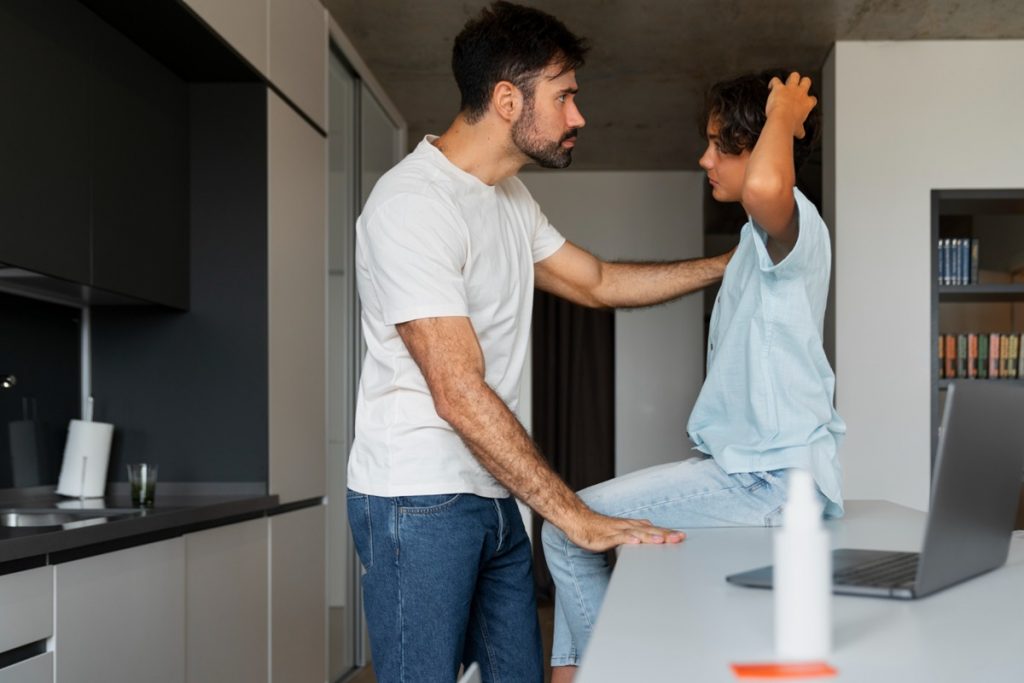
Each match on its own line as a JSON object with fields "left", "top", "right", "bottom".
{"left": 511, "top": 64, "right": 586, "bottom": 169}
{"left": 698, "top": 117, "right": 750, "bottom": 203}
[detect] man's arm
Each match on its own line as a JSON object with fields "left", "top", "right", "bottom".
{"left": 741, "top": 71, "right": 817, "bottom": 262}
{"left": 396, "top": 315, "right": 684, "bottom": 551}
{"left": 534, "top": 240, "right": 732, "bottom": 309}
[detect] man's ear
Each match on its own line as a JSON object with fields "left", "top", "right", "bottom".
{"left": 491, "top": 80, "right": 522, "bottom": 124}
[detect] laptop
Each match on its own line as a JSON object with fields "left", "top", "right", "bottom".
{"left": 726, "top": 380, "right": 1024, "bottom": 599}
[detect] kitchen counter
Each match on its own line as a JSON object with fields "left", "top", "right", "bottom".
{"left": 0, "top": 486, "right": 293, "bottom": 572}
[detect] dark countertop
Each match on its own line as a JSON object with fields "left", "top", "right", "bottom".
{"left": 0, "top": 486, "right": 289, "bottom": 572}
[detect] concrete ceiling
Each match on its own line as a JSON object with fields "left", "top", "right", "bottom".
{"left": 323, "top": 0, "right": 1024, "bottom": 170}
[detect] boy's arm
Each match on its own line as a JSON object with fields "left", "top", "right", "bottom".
{"left": 741, "top": 72, "right": 817, "bottom": 263}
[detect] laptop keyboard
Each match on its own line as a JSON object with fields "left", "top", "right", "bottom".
{"left": 833, "top": 552, "right": 919, "bottom": 588}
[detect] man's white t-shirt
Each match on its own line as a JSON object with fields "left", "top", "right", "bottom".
{"left": 347, "top": 136, "right": 566, "bottom": 498}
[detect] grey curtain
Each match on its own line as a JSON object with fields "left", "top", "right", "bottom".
{"left": 531, "top": 290, "right": 615, "bottom": 598}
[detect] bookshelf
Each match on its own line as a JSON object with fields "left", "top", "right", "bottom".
{"left": 931, "top": 189, "right": 1024, "bottom": 462}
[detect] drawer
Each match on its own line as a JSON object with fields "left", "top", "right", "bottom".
{"left": 0, "top": 652, "right": 53, "bottom": 683}
{"left": 0, "top": 567, "right": 53, "bottom": 653}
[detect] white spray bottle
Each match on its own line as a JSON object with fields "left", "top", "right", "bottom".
{"left": 774, "top": 468, "right": 831, "bottom": 661}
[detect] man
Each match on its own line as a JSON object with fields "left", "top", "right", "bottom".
{"left": 346, "top": 3, "right": 731, "bottom": 681}
{"left": 542, "top": 70, "right": 846, "bottom": 682}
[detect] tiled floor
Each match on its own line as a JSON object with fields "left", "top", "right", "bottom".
{"left": 345, "top": 599, "right": 557, "bottom": 682}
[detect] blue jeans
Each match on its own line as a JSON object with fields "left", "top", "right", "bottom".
{"left": 347, "top": 490, "right": 543, "bottom": 683}
{"left": 541, "top": 456, "right": 800, "bottom": 667}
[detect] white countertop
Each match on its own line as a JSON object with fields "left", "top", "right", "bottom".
{"left": 576, "top": 500, "right": 1024, "bottom": 682}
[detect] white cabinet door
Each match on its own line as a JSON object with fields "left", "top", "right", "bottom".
{"left": 271, "top": 505, "right": 326, "bottom": 683}
{"left": 181, "top": 0, "right": 269, "bottom": 77}
{"left": 185, "top": 518, "right": 269, "bottom": 683}
{"left": 0, "top": 566, "right": 52, "bottom": 652}
{"left": 54, "top": 538, "right": 185, "bottom": 683}
{"left": 0, "top": 653, "right": 53, "bottom": 683}
{"left": 267, "top": 90, "right": 327, "bottom": 504}
{"left": 269, "top": 0, "right": 327, "bottom": 129}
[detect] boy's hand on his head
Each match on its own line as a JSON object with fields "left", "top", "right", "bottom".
{"left": 766, "top": 71, "right": 817, "bottom": 140}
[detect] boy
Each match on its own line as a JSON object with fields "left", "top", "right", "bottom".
{"left": 543, "top": 71, "right": 846, "bottom": 682}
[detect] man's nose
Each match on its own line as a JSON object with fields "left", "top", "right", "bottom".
{"left": 568, "top": 103, "right": 585, "bottom": 129}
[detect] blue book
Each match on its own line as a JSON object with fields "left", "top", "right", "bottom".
{"left": 943, "top": 239, "right": 949, "bottom": 285}
{"left": 952, "top": 239, "right": 960, "bottom": 285}
{"left": 958, "top": 239, "right": 966, "bottom": 284}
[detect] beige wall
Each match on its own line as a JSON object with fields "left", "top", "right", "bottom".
{"left": 826, "top": 40, "right": 1024, "bottom": 510}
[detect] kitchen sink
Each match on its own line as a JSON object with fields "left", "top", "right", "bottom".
{"left": 0, "top": 508, "right": 141, "bottom": 529}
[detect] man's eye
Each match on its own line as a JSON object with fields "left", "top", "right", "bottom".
{"left": 557, "top": 95, "right": 567, "bottom": 103}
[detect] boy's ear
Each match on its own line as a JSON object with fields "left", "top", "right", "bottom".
{"left": 491, "top": 80, "right": 523, "bottom": 124}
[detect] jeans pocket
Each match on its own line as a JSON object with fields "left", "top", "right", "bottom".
{"left": 732, "top": 472, "right": 765, "bottom": 492}
{"left": 347, "top": 492, "right": 373, "bottom": 570}
{"left": 398, "top": 493, "right": 463, "bottom": 515}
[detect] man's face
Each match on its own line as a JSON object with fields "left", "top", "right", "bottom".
{"left": 511, "top": 65, "right": 586, "bottom": 169}
{"left": 698, "top": 118, "right": 751, "bottom": 202}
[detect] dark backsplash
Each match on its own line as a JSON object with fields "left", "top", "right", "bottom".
{"left": 0, "top": 292, "right": 81, "bottom": 488}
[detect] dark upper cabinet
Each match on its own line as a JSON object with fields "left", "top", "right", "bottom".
{"left": 0, "top": 0, "right": 189, "bottom": 309}
{"left": 0, "top": 1, "right": 93, "bottom": 284}
{"left": 90, "top": 17, "right": 189, "bottom": 309}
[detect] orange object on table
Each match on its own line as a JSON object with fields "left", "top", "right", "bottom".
{"left": 730, "top": 661, "right": 837, "bottom": 679}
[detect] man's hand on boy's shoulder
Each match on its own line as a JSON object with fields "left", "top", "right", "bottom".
{"left": 766, "top": 72, "right": 817, "bottom": 138}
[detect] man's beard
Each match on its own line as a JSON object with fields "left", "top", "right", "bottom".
{"left": 511, "top": 100, "right": 578, "bottom": 169}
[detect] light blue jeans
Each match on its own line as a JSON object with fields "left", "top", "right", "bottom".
{"left": 541, "top": 456, "right": 799, "bottom": 667}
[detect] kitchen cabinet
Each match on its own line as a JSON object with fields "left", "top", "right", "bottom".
{"left": 269, "top": 0, "right": 327, "bottom": 129}
{"left": 185, "top": 517, "right": 269, "bottom": 683}
{"left": 0, "top": 0, "right": 92, "bottom": 284}
{"left": 271, "top": 504, "right": 326, "bottom": 683}
{"left": 267, "top": 92, "right": 327, "bottom": 504}
{"left": 0, "top": 565, "right": 52, "bottom": 667}
{"left": 54, "top": 538, "right": 185, "bottom": 683}
{"left": 89, "top": 16, "right": 190, "bottom": 309}
{"left": 0, "top": 653, "right": 53, "bottom": 683}
{"left": 181, "top": 0, "right": 269, "bottom": 78}
{"left": 0, "top": 0, "right": 190, "bottom": 308}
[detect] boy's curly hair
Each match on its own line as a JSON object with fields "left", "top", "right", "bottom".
{"left": 701, "top": 69, "right": 820, "bottom": 170}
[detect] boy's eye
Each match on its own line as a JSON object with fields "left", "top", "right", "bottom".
{"left": 557, "top": 94, "right": 566, "bottom": 103}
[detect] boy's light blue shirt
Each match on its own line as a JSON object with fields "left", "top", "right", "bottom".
{"left": 687, "top": 188, "right": 846, "bottom": 516}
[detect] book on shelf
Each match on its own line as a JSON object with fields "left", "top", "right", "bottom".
{"left": 978, "top": 333, "right": 989, "bottom": 379}
{"left": 937, "top": 237, "right": 980, "bottom": 285}
{"left": 937, "top": 332, "right": 1024, "bottom": 381}
{"left": 944, "top": 334, "right": 956, "bottom": 379}
{"left": 967, "top": 333, "right": 978, "bottom": 379}
{"left": 990, "top": 332, "right": 1000, "bottom": 378}
{"left": 957, "top": 334, "right": 967, "bottom": 378}
{"left": 1020, "top": 333, "right": 1024, "bottom": 376}
{"left": 1000, "top": 334, "right": 1009, "bottom": 378}
{"left": 1010, "top": 334, "right": 1020, "bottom": 379}
{"left": 970, "top": 238, "right": 979, "bottom": 284}
{"left": 1020, "top": 332, "right": 1024, "bottom": 376}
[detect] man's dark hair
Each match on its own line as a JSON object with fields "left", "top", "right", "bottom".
{"left": 453, "top": 1, "right": 589, "bottom": 123}
{"left": 701, "top": 69, "right": 820, "bottom": 170}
